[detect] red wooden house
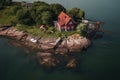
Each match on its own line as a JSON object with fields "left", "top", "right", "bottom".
{"left": 57, "top": 12, "right": 76, "bottom": 31}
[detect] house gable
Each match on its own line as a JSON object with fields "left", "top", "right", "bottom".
{"left": 57, "top": 12, "right": 76, "bottom": 31}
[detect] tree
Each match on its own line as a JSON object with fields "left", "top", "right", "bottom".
{"left": 37, "top": 6, "right": 51, "bottom": 13}
{"left": 29, "top": 1, "right": 66, "bottom": 25}
{"left": 31, "top": 5, "right": 54, "bottom": 25}
{"left": 0, "top": 0, "right": 12, "bottom": 6}
{"left": 67, "top": 7, "right": 85, "bottom": 23}
{"left": 5, "top": 0, "right": 12, "bottom": 5}
{"left": 29, "top": 0, "right": 54, "bottom": 25}
{"left": 32, "top": 1, "right": 49, "bottom": 7}
{"left": 30, "top": 8, "right": 36, "bottom": 23}
{"left": 50, "top": 3, "right": 66, "bottom": 19}
{"left": 35, "top": 13, "right": 42, "bottom": 25}
{"left": 76, "top": 23, "right": 88, "bottom": 36}
{"left": 9, "top": 5, "right": 22, "bottom": 15}
{"left": 0, "top": 0, "right": 5, "bottom": 8}
{"left": 41, "top": 11, "right": 53, "bottom": 26}
{"left": 16, "top": 9, "right": 34, "bottom": 25}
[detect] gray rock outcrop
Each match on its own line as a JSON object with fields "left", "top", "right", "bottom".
{"left": 0, "top": 26, "right": 91, "bottom": 53}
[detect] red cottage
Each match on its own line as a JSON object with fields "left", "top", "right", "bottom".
{"left": 57, "top": 12, "right": 76, "bottom": 31}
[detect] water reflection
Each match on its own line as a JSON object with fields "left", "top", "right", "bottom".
{"left": 8, "top": 39, "right": 82, "bottom": 69}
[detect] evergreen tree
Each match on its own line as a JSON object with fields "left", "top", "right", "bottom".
{"left": 50, "top": 3, "right": 66, "bottom": 19}
{"left": 67, "top": 7, "right": 85, "bottom": 23}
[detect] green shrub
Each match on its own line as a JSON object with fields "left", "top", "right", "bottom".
{"left": 76, "top": 23, "right": 88, "bottom": 36}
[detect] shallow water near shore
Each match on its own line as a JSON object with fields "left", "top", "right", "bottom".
{"left": 0, "top": 0, "right": 120, "bottom": 80}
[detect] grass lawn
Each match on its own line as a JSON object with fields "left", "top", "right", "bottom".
{"left": 16, "top": 24, "right": 78, "bottom": 38}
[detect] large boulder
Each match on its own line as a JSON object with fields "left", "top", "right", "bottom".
{"left": 66, "top": 58, "right": 77, "bottom": 68}
{"left": 0, "top": 26, "right": 91, "bottom": 54}
{"left": 36, "top": 52, "right": 60, "bottom": 67}
{"left": 60, "top": 33, "right": 91, "bottom": 52}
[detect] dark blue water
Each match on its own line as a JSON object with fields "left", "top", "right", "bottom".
{"left": 0, "top": 0, "right": 120, "bottom": 80}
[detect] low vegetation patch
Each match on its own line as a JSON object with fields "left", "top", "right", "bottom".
{"left": 16, "top": 24, "right": 78, "bottom": 38}
{"left": 0, "top": 0, "right": 88, "bottom": 38}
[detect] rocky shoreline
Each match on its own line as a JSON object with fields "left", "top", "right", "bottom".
{"left": 0, "top": 25, "right": 98, "bottom": 68}
{"left": 0, "top": 26, "right": 91, "bottom": 53}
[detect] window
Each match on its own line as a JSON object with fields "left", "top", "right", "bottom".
{"left": 64, "top": 16, "right": 66, "bottom": 18}
{"left": 71, "top": 26, "right": 74, "bottom": 29}
{"left": 69, "top": 21, "right": 72, "bottom": 25}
